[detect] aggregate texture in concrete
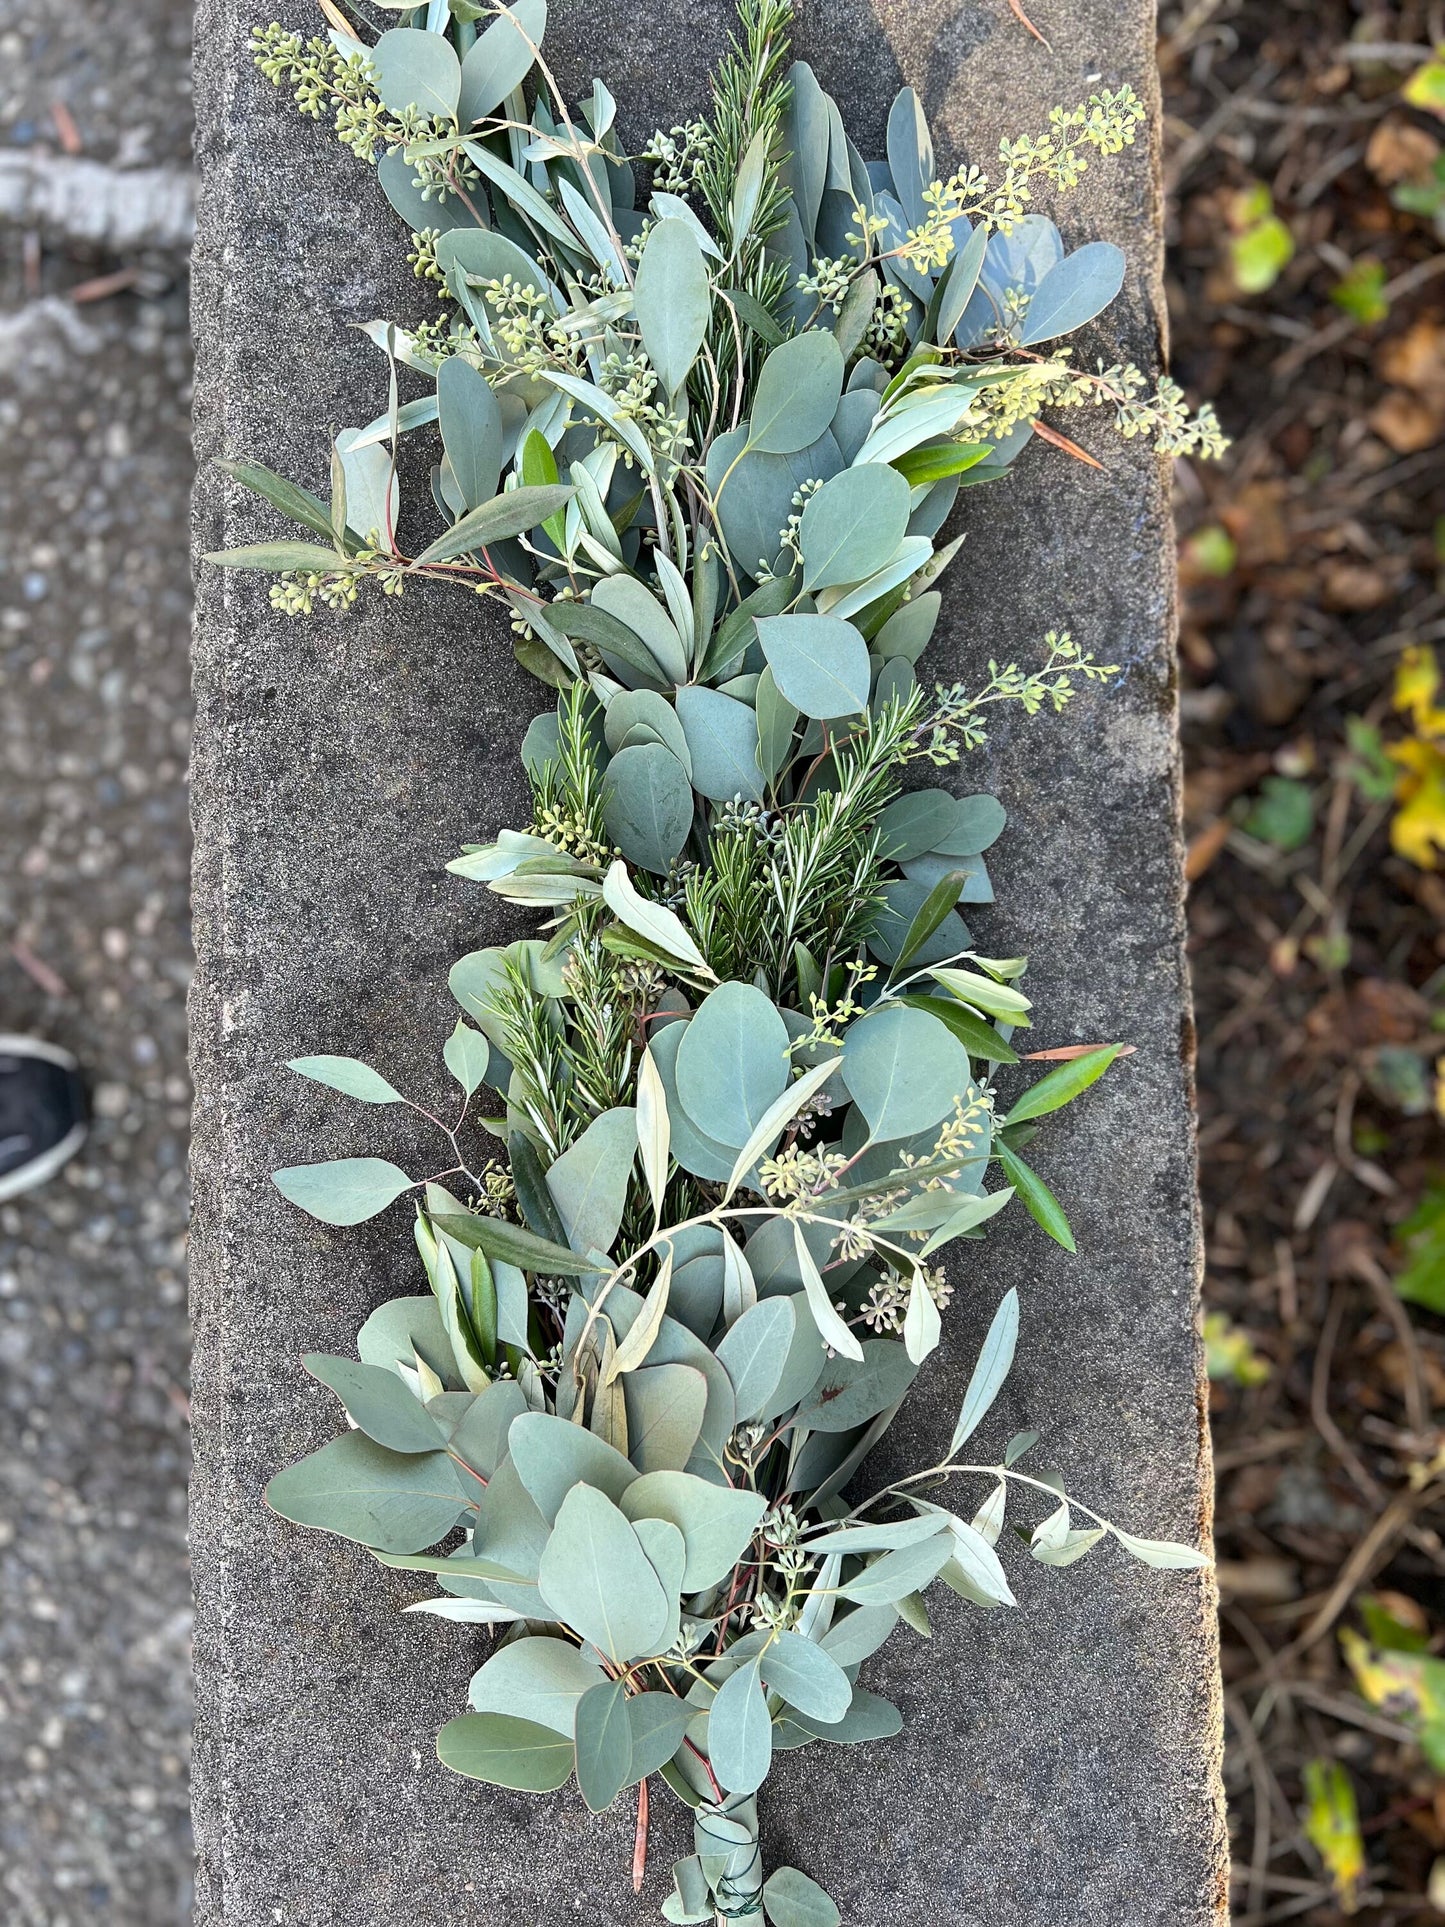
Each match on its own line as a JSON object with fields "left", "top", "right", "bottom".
{"left": 191, "top": 2, "right": 1228, "bottom": 1922}
{"left": 0, "top": 226, "right": 195, "bottom": 1927}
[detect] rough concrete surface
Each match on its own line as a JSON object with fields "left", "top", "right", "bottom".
{"left": 192, "top": 2, "right": 1227, "bottom": 1923}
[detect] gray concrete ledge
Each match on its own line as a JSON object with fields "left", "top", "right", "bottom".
{"left": 190, "top": 1, "right": 1227, "bottom": 1921}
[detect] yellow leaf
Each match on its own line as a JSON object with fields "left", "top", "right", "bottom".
{"left": 1387, "top": 736, "right": 1445, "bottom": 868}
{"left": 1393, "top": 645, "right": 1445, "bottom": 738}
{"left": 1301, "top": 1757, "right": 1365, "bottom": 1914}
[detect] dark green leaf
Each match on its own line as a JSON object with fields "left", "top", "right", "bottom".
{"left": 994, "top": 1144, "right": 1075, "bottom": 1251}
{"left": 892, "top": 869, "right": 969, "bottom": 971}
{"left": 217, "top": 458, "right": 334, "bottom": 542}
{"left": 898, "top": 993, "right": 1018, "bottom": 1064}
{"left": 1002, "top": 1044, "right": 1120, "bottom": 1126}
{"left": 432, "top": 1211, "right": 607, "bottom": 1275}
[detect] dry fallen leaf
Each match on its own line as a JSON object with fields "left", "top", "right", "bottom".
{"left": 1365, "top": 116, "right": 1441, "bottom": 188}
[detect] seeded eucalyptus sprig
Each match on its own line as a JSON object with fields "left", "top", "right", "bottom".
{"left": 225, "top": 5, "right": 1214, "bottom": 1921}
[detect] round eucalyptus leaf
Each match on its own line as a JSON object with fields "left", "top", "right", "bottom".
{"left": 459, "top": 0, "right": 547, "bottom": 126}
{"left": 272, "top": 1157, "right": 414, "bottom": 1226}
{"left": 521, "top": 708, "right": 562, "bottom": 777}
{"left": 674, "top": 686, "right": 766, "bottom": 804}
{"left": 537, "top": 1483, "right": 671, "bottom": 1663}
{"left": 706, "top": 426, "right": 843, "bottom": 582}
{"left": 931, "top": 791, "right": 1007, "bottom": 856}
{"left": 602, "top": 742, "right": 693, "bottom": 875}
{"left": 749, "top": 330, "right": 844, "bottom": 454}
{"left": 265, "top": 1432, "right": 469, "bottom": 1554}
{"left": 707, "top": 1658, "right": 772, "bottom": 1794}
{"left": 875, "top": 788, "right": 962, "bottom": 862}
{"left": 755, "top": 613, "right": 870, "bottom": 721}
{"left": 592, "top": 574, "right": 689, "bottom": 683}
{"left": 872, "top": 590, "right": 941, "bottom": 664}
{"left": 574, "top": 1679, "right": 633, "bottom": 1812}
{"left": 469, "top": 1634, "right": 605, "bottom": 1735}
{"left": 620, "top": 1470, "right": 767, "bottom": 1591}
{"left": 543, "top": 1105, "right": 637, "bottom": 1256}
{"left": 798, "top": 465, "right": 910, "bottom": 592}
{"left": 436, "top": 1712, "right": 574, "bottom": 1792}
{"left": 603, "top": 688, "right": 692, "bottom": 773}
{"left": 1018, "top": 240, "right": 1126, "bottom": 345}
{"left": 759, "top": 1632, "right": 852, "bottom": 1725}
{"left": 840, "top": 1004, "right": 972, "bottom": 1142}
{"left": 762, "top": 1865, "right": 842, "bottom": 1927}
{"left": 301, "top": 1354, "right": 447, "bottom": 1454}
{"left": 371, "top": 28, "right": 462, "bottom": 119}
{"left": 645, "top": 1022, "right": 737, "bottom": 1183}
{"left": 676, "top": 981, "right": 790, "bottom": 1147}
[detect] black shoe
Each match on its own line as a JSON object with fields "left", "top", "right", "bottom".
{"left": 0, "top": 1037, "right": 89, "bottom": 1202}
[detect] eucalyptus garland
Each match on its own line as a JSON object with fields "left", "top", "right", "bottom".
{"left": 210, "top": 4, "right": 1220, "bottom": 1921}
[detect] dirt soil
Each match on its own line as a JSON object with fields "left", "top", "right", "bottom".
{"left": 1163, "top": 2, "right": 1445, "bottom": 1921}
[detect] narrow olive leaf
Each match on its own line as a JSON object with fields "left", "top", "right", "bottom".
{"left": 993, "top": 1145, "right": 1075, "bottom": 1252}
{"left": 432, "top": 1211, "right": 607, "bottom": 1275}
{"left": 602, "top": 862, "right": 715, "bottom": 978}
{"left": 720, "top": 1233, "right": 757, "bottom": 1327}
{"left": 1111, "top": 1527, "right": 1209, "bottom": 1571}
{"left": 793, "top": 1221, "right": 863, "bottom": 1363}
{"left": 436, "top": 1712, "right": 573, "bottom": 1792}
{"left": 206, "top": 540, "right": 356, "bottom": 572}
{"left": 410, "top": 483, "right": 576, "bottom": 566}
{"left": 286, "top": 1055, "right": 403, "bottom": 1103}
{"left": 603, "top": 1242, "right": 674, "bottom": 1384}
{"left": 217, "top": 458, "right": 335, "bottom": 541}
{"left": 636, "top": 1045, "right": 671, "bottom": 1221}
{"left": 805, "top": 1514, "right": 945, "bottom": 1557}
{"left": 1002, "top": 1042, "right": 1120, "bottom": 1127}
{"left": 948, "top": 1287, "right": 1020, "bottom": 1455}
{"left": 891, "top": 869, "right": 969, "bottom": 973}
{"left": 943, "top": 1516, "right": 1017, "bottom": 1605}
{"left": 931, "top": 965, "right": 1033, "bottom": 1022}
{"left": 272, "top": 1157, "right": 415, "bottom": 1226}
{"left": 918, "top": 1185, "right": 1014, "bottom": 1258}
{"left": 899, "top": 992, "right": 1019, "bottom": 1065}
{"left": 902, "top": 1265, "right": 941, "bottom": 1365}
{"left": 724, "top": 1057, "right": 842, "bottom": 1199}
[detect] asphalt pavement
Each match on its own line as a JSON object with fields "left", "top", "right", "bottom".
{"left": 1, "top": 3, "right": 195, "bottom": 1921}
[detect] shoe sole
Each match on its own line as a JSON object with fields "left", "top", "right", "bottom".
{"left": 0, "top": 1036, "right": 88, "bottom": 1202}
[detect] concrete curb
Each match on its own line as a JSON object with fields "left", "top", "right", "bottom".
{"left": 190, "top": 2, "right": 1228, "bottom": 1921}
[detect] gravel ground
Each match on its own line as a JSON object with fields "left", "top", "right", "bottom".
{"left": 0, "top": 3, "right": 195, "bottom": 1922}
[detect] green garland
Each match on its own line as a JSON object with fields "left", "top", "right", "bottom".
{"left": 211, "top": 5, "right": 1219, "bottom": 1920}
